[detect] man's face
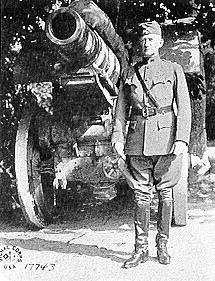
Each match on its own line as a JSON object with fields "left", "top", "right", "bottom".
{"left": 139, "top": 34, "right": 164, "bottom": 57}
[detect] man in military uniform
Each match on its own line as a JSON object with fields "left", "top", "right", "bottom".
{"left": 112, "top": 21, "right": 191, "bottom": 268}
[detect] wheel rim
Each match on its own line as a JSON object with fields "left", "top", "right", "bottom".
{"left": 15, "top": 106, "right": 54, "bottom": 228}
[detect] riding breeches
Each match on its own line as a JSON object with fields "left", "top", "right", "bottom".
{"left": 126, "top": 154, "right": 183, "bottom": 204}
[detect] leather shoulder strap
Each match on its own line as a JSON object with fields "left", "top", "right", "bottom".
{"left": 134, "top": 64, "right": 159, "bottom": 108}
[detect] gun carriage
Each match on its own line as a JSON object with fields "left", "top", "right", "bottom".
{"left": 15, "top": 3, "right": 127, "bottom": 228}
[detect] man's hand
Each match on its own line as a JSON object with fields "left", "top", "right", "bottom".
{"left": 170, "top": 141, "right": 188, "bottom": 156}
{"left": 113, "top": 142, "right": 126, "bottom": 160}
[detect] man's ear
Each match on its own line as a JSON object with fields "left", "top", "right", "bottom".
{"left": 159, "top": 38, "right": 164, "bottom": 48}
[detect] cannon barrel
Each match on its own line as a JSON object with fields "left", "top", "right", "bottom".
{"left": 46, "top": 7, "right": 120, "bottom": 84}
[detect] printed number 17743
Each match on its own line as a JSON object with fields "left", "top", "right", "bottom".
{"left": 24, "top": 263, "right": 55, "bottom": 271}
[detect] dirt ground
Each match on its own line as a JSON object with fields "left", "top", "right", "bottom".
{"left": 0, "top": 187, "right": 215, "bottom": 281}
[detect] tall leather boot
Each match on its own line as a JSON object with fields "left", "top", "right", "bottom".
{"left": 156, "top": 199, "right": 172, "bottom": 265}
{"left": 123, "top": 203, "right": 150, "bottom": 269}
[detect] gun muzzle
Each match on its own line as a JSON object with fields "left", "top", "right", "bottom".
{"left": 46, "top": 7, "right": 120, "bottom": 84}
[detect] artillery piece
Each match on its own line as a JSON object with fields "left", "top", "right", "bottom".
{"left": 15, "top": 2, "right": 127, "bottom": 228}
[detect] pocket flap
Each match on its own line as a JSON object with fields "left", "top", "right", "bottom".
{"left": 153, "top": 74, "right": 166, "bottom": 85}
{"left": 153, "top": 74, "right": 172, "bottom": 85}
{"left": 157, "top": 113, "right": 175, "bottom": 129}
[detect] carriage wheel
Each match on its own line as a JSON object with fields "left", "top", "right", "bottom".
{"left": 15, "top": 106, "right": 55, "bottom": 228}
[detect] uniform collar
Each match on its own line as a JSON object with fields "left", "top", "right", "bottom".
{"left": 135, "top": 55, "right": 161, "bottom": 70}
{"left": 142, "top": 55, "right": 160, "bottom": 65}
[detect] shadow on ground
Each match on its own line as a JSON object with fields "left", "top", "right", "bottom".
{"left": 0, "top": 236, "right": 130, "bottom": 263}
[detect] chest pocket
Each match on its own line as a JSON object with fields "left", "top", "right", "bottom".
{"left": 153, "top": 74, "right": 165, "bottom": 85}
{"left": 152, "top": 73, "right": 173, "bottom": 86}
{"left": 151, "top": 71, "right": 174, "bottom": 106}
{"left": 152, "top": 63, "right": 174, "bottom": 86}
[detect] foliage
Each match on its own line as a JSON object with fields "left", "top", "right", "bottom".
{"left": 102, "top": 0, "right": 215, "bottom": 43}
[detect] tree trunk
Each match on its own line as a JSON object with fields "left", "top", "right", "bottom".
{"left": 189, "top": 94, "right": 207, "bottom": 158}
{"left": 205, "top": 49, "right": 215, "bottom": 141}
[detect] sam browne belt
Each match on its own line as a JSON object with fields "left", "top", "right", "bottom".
{"left": 132, "top": 105, "right": 173, "bottom": 118}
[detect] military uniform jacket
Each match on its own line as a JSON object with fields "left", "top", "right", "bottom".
{"left": 112, "top": 56, "right": 191, "bottom": 156}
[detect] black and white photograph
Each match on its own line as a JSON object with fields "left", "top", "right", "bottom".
{"left": 1, "top": 0, "right": 215, "bottom": 280}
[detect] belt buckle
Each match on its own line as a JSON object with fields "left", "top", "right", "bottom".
{"left": 142, "top": 107, "right": 148, "bottom": 118}
{"left": 142, "top": 107, "right": 156, "bottom": 118}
